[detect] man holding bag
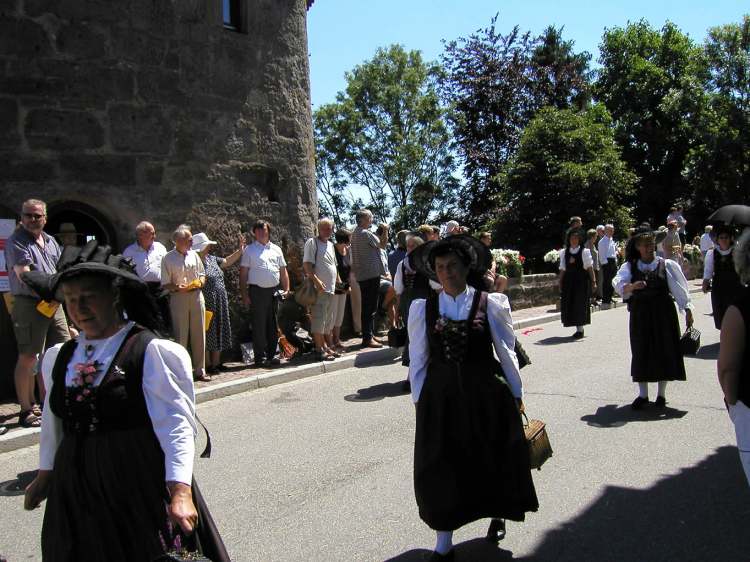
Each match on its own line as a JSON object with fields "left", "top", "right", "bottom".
{"left": 303, "top": 218, "right": 340, "bottom": 361}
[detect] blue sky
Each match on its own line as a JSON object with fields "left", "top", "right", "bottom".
{"left": 307, "top": 0, "right": 747, "bottom": 109}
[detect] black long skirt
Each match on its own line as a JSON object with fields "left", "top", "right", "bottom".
{"left": 629, "top": 299, "right": 686, "bottom": 383}
{"left": 560, "top": 269, "right": 591, "bottom": 327}
{"left": 414, "top": 360, "right": 538, "bottom": 531}
{"left": 42, "top": 427, "right": 229, "bottom": 562}
{"left": 711, "top": 283, "right": 742, "bottom": 329}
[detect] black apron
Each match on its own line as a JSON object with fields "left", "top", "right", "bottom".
{"left": 414, "top": 290, "right": 538, "bottom": 531}
{"left": 560, "top": 248, "right": 591, "bottom": 327}
{"left": 627, "top": 260, "right": 686, "bottom": 382}
{"left": 711, "top": 248, "right": 742, "bottom": 329}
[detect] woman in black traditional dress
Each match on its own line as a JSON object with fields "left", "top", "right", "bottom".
{"left": 22, "top": 242, "right": 229, "bottom": 562}
{"left": 702, "top": 224, "right": 743, "bottom": 329}
{"left": 559, "top": 228, "right": 597, "bottom": 338}
{"left": 614, "top": 226, "right": 694, "bottom": 410}
{"left": 407, "top": 235, "right": 538, "bottom": 561}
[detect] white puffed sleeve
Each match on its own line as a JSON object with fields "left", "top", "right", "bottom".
{"left": 703, "top": 250, "right": 715, "bottom": 280}
{"left": 664, "top": 259, "right": 694, "bottom": 312}
{"left": 39, "top": 343, "right": 65, "bottom": 471}
{"left": 613, "top": 261, "right": 633, "bottom": 297}
{"left": 486, "top": 293, "right": 523, "bottom": 399}
{"left": 582, "top": 248, "right": 594, "bottom": 269}
{"left": 407, "top": 299, "right": 428, "bottom": 403}
{"left": 142, "top": 339, "right": 197, "bottom": 485}
{"left": 558, "top": 249, "right": 567, "bottom": 271}
{"left": 394, "top": 260, "right": 405, "bottom": 295}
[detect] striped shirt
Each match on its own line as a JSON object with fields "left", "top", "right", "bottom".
{"left": 350, "top": 226, "right": 385, "bottom": 281}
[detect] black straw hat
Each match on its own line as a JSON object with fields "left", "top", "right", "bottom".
{"left": 409, "top": 234, "right": 491, "bottom": 283}
{"left": 631, "top": 225, "right": 668, "bottom": 245}
{"left": 21, "top": 240, "right": 144, "bottom": 302}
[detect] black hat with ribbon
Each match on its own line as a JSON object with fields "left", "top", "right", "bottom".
{"left": 409, "top": 234, "right": 492, "bottom": 285}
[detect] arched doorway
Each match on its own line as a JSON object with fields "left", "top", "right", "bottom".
{"left": 46, "top": 201, "right": 118, "bottom": 249}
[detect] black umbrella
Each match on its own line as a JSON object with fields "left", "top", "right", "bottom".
{"left": 707, "top": 205, "right": 750, "bottom": 226}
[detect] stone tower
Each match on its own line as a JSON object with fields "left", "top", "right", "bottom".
{"left": 0, "top": 0, "right": 317, "bottom": 253}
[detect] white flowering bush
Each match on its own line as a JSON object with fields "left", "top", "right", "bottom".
{"left": 491, "top": 248, "right": 525, "bottom": 277}
{"left": 543, "top": 249, "right": 561, "bottom": 264}
{"left": 682, "top": 244, "right": 702, "bottom": 264}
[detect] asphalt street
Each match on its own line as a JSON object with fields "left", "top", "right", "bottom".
{"left": 1, "top": 292, "right": 749, "bottom": 561}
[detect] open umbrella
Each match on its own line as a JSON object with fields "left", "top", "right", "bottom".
{"left": 707, "top": 205, "right": 750, "bottom": 226}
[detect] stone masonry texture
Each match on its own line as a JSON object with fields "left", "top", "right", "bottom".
{"left": 0, "top": 0, "right": 317, "bottom": 252}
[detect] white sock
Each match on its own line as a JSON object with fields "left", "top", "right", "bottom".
{"left": 657, "top": 381, "right": 668, "bottom": 398}
{"left": 435, "top": 531, "right": 453, "bottom": 554}
{"left": 638, "top": 383, "right": 649, "bottom": 399}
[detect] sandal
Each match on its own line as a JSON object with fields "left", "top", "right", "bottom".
{"left": 194, "top": 373, "right": 212, "bottom": 382}
{"left": 19, "top": 410, "right": 42, "bottom": 428}
{"left": 32, "top": 404, "right": 42, "bottom": 417}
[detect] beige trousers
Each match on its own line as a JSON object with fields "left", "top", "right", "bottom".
{"left": 169, "top": 290, "right": 206, "bottom": 377}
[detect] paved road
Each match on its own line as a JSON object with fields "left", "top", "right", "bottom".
{"left": 1, "top": 293, "right": 749, "bottom": 561}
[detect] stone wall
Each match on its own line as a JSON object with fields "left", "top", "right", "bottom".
{"left": 0, "top": 0, "right": 317, "bottom": 252}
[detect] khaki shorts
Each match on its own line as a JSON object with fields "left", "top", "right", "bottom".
{"left": 11, "top": 296, "right": 70, "bottom": 356}
{"left": 310, "top": 291, "right": 333, "bottom": 334}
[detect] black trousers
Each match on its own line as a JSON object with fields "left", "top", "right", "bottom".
{"left": 249, "top": 285, "right": 279, "bottom": 362}
{"left": 602, "top": 258, "right": 617, "bottom": 303}
{"left": 358, "top": 277, "right": 381, "bottom": 342}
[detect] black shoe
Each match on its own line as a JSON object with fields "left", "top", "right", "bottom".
{"left": 401, "top": 380, "right": 411, "bottom": 392}
{"left": 487, "top": 518, "right": 506, "bottom": 543}
{"left": 572, "top": 330, "right": 584, "bottom": 339}
{"left": 654, "top": 396, "right": 666, "bottom": 408}
{"left": 631, "top": 396, "right": 649, "bottom": 410}
{"left": 428, "top": 550, "right": 454, "bottom": 562}
{"left": 267, "top": 357, "right": 281, "bottom": 366}
{"left": 206, "top": 366, "right": 219, "bottom": 375}
{"left": 253, "top": 360, "right": 266, "bottom": 368}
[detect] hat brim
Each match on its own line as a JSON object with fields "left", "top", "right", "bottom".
{"left": 21, "top": 262, "right": 146, "bottom": 302}
{"left": 409, "top": 235, "right": 491, "bottom": 283}
{"left": 192, "top": 240, "right": 217, "bottom": 252}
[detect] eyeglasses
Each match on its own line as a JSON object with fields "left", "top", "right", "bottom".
{"left": 22, "top": 213, "right": 45, "bottom": 220}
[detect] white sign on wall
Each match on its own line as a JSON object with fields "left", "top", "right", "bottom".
{"left": 0, "top": 219, "right": 17, "bottom": 292}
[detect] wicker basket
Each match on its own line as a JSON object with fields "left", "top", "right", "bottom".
{"left": 523, "top": 413, "right": 553, "bottom": 470}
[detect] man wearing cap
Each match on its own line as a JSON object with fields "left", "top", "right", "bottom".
{"left": 123, "top": 221, "right": 170, "bottom": 331}
{"left": 4, "top": 199, "right": 70, "bottom": 427}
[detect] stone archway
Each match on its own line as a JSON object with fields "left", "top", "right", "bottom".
{"left": 46, "top": 201, "right": 118, "bottom": 249}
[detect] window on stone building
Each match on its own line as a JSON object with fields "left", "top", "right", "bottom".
{"left": 223, "top": 0, "right": 242, "bottom": 31}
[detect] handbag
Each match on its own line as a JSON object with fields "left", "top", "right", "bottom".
{"left": 387, "top": 324, "right": 407, "bottom": 347}
{"left": 680, "top": 326, "right": 701, "bottom": 356}
{"left": 522, "top": 412, "right": 552, "bottom": 470}
{"left": 294, "top": 278, "right": 318, "bottom": 307}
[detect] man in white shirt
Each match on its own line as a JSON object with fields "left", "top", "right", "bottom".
{"left": 597, "top": 224, "right": 617, "bottom": 304}
{"left": 700, "top": 225, "right": 714, "bottom": 257}
{"left": 303, "top": 218, "right": 339, "bottom": 361}
{"left": 240, "top": 220, "right": 290, "bottom": 367}
{"left": 123, "top": 221, "right": 170, "bottom": 332}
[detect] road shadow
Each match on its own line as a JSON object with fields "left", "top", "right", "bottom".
{"left": 694, "top": 342, "right": 719, "bottom": 360}
{"left": 517, "top": 446, "right": 750, "bottom": 561}
{"left": 386, "top": 539, "right": 512, "bottom": 561}
{"left": 354, "top": 352, "right": 403, "bottom": 368}
{"left": 534, "top": 336, "right": 581, "bottom": 346}
{"left": 345, "top": 381, "right": 410, "bottom": 402}
{"left": 581, "top": 403, "right": 688, "bottom": 427}
{"left": 0, "top": 470, "right": 37, "bottom": 497}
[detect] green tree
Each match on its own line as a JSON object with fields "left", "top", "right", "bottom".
{"left": 441, "top": 17, "right": 592, "bottom": 229}
{"left": 595, "top": 21, "right": 710, "bottom": 225}
{"left": 686, "top": 16, "right": 750, "bottom": 216}
{"left": 491, "top": 105, "right": 635, "bottom": 258}
{"left": 314, "top": 45, "right": 459, "bottom": 232}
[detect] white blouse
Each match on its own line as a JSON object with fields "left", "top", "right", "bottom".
{"left": 559, "top": 246, "right": 594, "bottom": 271}
{"left": 612, "top": 257, "right": 694, "bottom": 312}
{"left": 40, "top": 322, "right": 197, "bottom": 485}
{"left": 407, "top": 286, "right": 523, "bottom": 403}
{"left": 393, "top": 258, "right": 442, "bottom": 295}
{"left": 703, "top": 247, "right": 732, "bottom": 280}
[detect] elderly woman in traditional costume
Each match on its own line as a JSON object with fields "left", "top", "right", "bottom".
{"left": 407, "top": 235, "right": 538, "bottom": 560}
{"left": 718, "top": 228, "right": 750, "bottom": 485}
{"left": 614, "top": 225, "right": 693, "bottom": 410}
{"left": 22, "top": 241, "right": 228, "bottom": 562}
{"left": 703, "top": 224, "right": 743, "bottom": 330}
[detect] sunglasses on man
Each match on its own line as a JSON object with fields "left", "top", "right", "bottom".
{"left": 22, "top": 213, "right": 46, "bottom": 220}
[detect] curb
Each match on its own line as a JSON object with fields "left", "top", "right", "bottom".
{"left": 0, "top": 346, "right": 401, "bottom": 455}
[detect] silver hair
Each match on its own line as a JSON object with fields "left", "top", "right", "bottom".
{"left": 135, "top": 221, "right": 155, "bottom": 234}
{"left": 596, "top": 224, "right": 605, "bottom": 232}
{"left": 734, "top": 228, "right": 750, "bottom": 285}
{"left": 172, "top": 224, "right": 192, "bottom": 242}
{"left": 22, "top": 198, "right": 47, "bottom": 214}
{"left": 317, "top": 217, "right": 334, "bottom": 229}
{"left": 355, "top": 209, "right": 373, "bottom": 225}
{"left": 704, "top": 225, "right": 713, "bottom": 232}
{"left": 605, "top": 224, "right": 614, "bottom": 230}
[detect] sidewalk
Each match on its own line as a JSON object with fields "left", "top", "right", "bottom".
{"left": 0, "top": 279, "right": 707, "bottom": 453}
